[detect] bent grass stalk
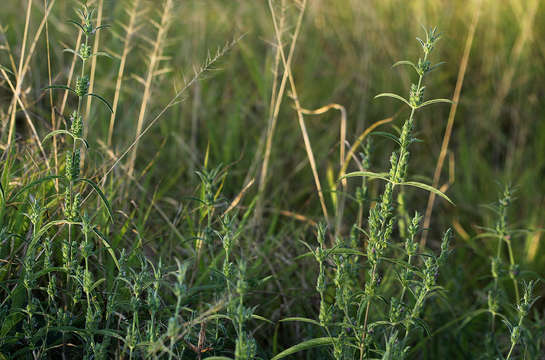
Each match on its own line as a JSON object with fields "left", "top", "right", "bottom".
{"left": 420, "top": 0, "right": 481, "bottom": 248}
{"left": 108, "top": 0, "right": 142, "bottom": 146}
{"left": 268, "top": 0, "right": 330, "bottom": 223}
{"left": 127, "top": 0, "right": 173, "bottom": 179}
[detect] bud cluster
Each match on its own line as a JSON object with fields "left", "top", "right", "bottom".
{"left": 409, "top": 83, "right": 425, "bottom": 107}
{"left": 76, "top": 75, "right": 90, "bottom": 97}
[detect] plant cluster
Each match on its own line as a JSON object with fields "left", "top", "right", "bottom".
{"left": 0, "top": 1, "right": 543, "bottom": 360}
{"left": 0, "top": 5, "right": 263, "bottom": 359}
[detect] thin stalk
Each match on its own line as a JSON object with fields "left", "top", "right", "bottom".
{"left": 269, "top": 0, "right": 329, "bottom": 222}
{"left": 84, "top": 0, "right": 103, "bottom": 123}
{"left": 108, "top": 0, "right": 142, "bottom": 146}
{"left": 399, "top": 254, "right": 412, "bottom": 304}
{"left": 257, "top": 0, "right": 287, "bottom": 211}
{"left": 505, "top": 237, "right": 520, "bottom": 303}
{"left": 127, "top": 0, "right": 173, "bottom": 178}
{"left": 44, "top": 0, "right": 59, "bottom": 191}
{"left": 402, "top": 289, "right": 427, "bottom": 341}
{"left": 420, "top": 0, "right": 481, "bottom": 247}
{"left": 60, "top": 32, "right": 82, "bottom": 115}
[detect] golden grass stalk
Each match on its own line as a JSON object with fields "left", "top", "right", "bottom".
{"left": 44, "top": 0, "right": 59, "bottom": 190}
{"left": 489, "top": 0, "right": 539, "bottom": 123}
{"left": 420, "top": 0, "right": 481, "bottom": 247}
{"left": 127, "top": 0, "right": 173, "bottom": 178}
{"left": 268, "top": 0, "right": 330, "bottom": 221}
{"left": 83, "top": 0, "right": 104, "bottom": 124}
{"left": 256, "top": 0, "right": 287, "bottom": 220}
{"left": 108, "top": 0, "right": 143, "bottom": 146}
{"left": 59, "top": 12, "right": 82, "bottom": 116}
{"left": 3, "top": 0, "right": 55, "bottom": 173}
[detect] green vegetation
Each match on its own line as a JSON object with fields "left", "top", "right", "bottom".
{"left": 0, "top": 0, "right": 544, "bottom": 358}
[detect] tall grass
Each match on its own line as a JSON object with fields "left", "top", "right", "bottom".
{"left": 0, "top": 0, "right": 544, "bottom": 359}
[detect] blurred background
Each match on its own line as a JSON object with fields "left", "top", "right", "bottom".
{"left": 1, "top": 0, "right": 544, "bottom": 355}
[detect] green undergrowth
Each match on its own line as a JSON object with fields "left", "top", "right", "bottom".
{"left": 1, "top": 0, "right": 544, "bottom": 359}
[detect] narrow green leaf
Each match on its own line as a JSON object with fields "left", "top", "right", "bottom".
{"left": 43, "top": 84, "right": 77, "bottom": 94}
{"left": 330, "top": 247, "right": 366, "bottom": 257}
{"left": 63, "top": 48, "right": 82, "bottom": 59}
{"left": 85, "top": 93, "right": 113, "bottom": 113}
{"left": 375, "top": 92, "right": 412, "bottom": 107}
{"left": 203, "top": 357, "right": 233, "bottom": 360}
{"left": 92, "top": 51, "right": 112, "bottom": 59}
{"left": 371, "top": 131, "right": 401, "bottom": 145}
{"left": 0, "top": 64, "right": 14, "bottom": 76}
{"left": 417, "top": 98, "right": 453, "bottom": 108}
{"left": 75, "top": 137, "right": 89, "bottom": 148}
{"left": 8, "top": 175, "right": 64, "bottom": 202}
{"left": 252, "top": 314, "right": 274, "bottom": 324}
{"left": 92, "top": 227, "right": 120, "bottom": 270}
{"left": 95, "top": 24, "right": 111, "bottom": 32}
{"left": 271, "top": 337, "right": 335, "bottom": 360}
{"left": 90, "top": 278, "right": 105, "bottom": 292}
{"left": 43, "top": 129, "right": 74, "bottom": 143}
{"left": 399, "top": 181, "right": 453, "bottom": 204}
{"left": 90, "top": 329, "right": 124, "bottom": 341}
{"left": 430, "top": 61, "right": 447, "bottom": 72}
{"left": 32, "top": 220, "right": 80, "bottom": 250}
{"left": 280, "top": 317, "right": 322, "bottom": 327}
{"left": 413, "top": 318, "right": 431, "bottom": 336}
{"left": 0, "top": 312, "right": 24, "bottom": 339}
{"left": 293, "top": 251, "right": 313, "bottom": 261}
{"left": 66, "top": 19, "right": 85, "bottom": 33}
{"left": 75, "top": 178, "right": 114, "bottom": 222}
{"left": 392, "top": 60, "right": 419, "bottom": 74}
{"left": 340, "top": 171, "right": 390, "bottom": 183}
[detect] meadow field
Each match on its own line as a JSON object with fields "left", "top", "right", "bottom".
{"left": 1, "top": 0, "right": 544, "bottom": 358}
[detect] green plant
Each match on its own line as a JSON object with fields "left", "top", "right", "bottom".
{"left": 477, "top": 187, "right": 540, "bottom": 359}
{"left": 273, "top": 26, "right": 454, "bottom": 360}
{"left": 2, "top": 1, "right": 545, "bottom": 359}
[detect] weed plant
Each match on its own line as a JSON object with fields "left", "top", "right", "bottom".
{"left": 0, "top": 1, "right": 544, "bottom": 360}
{"left": 273, "top": 27, "right": 453, "bottom": 360}
{"left": 0, "top": 3, "right": 261, "bottom": 359}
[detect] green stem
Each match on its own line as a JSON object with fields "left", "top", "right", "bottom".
{"left": 505, "top": 238, "right": 520, "bottom": 304}
{"left": 505, "top": 343, "right": 515, "bottom": 360}
{"left": 399, "top": 254, "right": 412, "bottom": 304}
{"left": 359, "top": 49, "right": 429, "bottom": 359}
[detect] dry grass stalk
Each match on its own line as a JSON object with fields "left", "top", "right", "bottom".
{"left": 83, "top": 0, "right": 104, "bottom": 124}
{"left": 269, "top": 0, "right": 330, "bottom": 221}
{"left": 3, "top": 0, "right": 55, "bottom": 171}
{"left": 108, "top": 0, "right": 143, "bottom": 146}
{"left": 420, "top": 0, "right": 482, "bottom": 248}
{"left": 257, "top": 0, "right": 296, "bottom": 219}
{"left": 127, "top": 0, "right": 173, "bottom": 178}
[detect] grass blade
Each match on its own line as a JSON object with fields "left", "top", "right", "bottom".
{"left": 8, "top": 175, "right": 64, "bottom": 202}
{"left": 75, "top": 178, "right": 114, "bottom": 222}
{"left": 418, "top": 98, "right": 453, "bottom": 108}
{"left": 43, "top": 84, "right": 77, "bottom": 94}
{"left": 374, "top": 92, "right": 411, "bottom": 107}
{"left": 85, "top": 93, "right": 114, "bottom": 113}
{"left": 92, "top": 227, "right": 120, "bottom": 270}
{"left": 392, "top": 60, "right": 419, "bottom": 74}
{"left": 399, "top": 181, "right": 453, "bottom": 204}
{"left": 340, "top": 171, "right": 390, "bottom": 183}
{"left": 271, "top": 337, "right": 335, "bottom": 360}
